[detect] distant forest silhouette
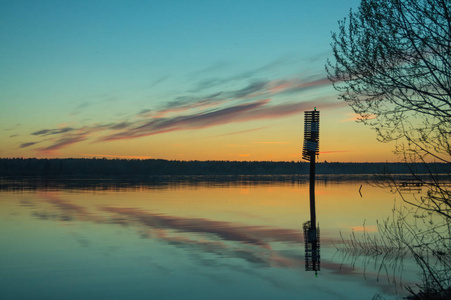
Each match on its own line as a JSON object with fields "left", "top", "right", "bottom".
{"left": 0, "top": 158, "right": 448, "bottom": 176}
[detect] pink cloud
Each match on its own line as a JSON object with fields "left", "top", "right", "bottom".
{"left": 99, "top": 99, "right": 271, "bottom": 142}
{"left": 29, "top": 98, "right": 343, "bottom": 152}
{"left": 21, "top": 74, "right": 341, "bottom": 153}
{"left": 36, "top": 134, "right": 88, "bottom": 155}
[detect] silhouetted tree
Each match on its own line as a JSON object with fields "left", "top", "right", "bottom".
{"left": 327, "top": 0, "right": 450, "bottom": 163}
{"left": 327, "top": 0, "right": 450, "bottom": 297}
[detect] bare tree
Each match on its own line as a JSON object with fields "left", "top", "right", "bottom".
{"left": 327, "top": 0, "right": 450, "bottom": 297}
{"left": 326, "top": 0, "right": 450, "bottom": 163}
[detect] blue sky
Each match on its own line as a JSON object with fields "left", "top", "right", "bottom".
{"left": 1, "top": 0, "right": 399, "bottom": 161}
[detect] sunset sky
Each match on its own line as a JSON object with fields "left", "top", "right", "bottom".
{"left": 0, "top": 0, "right": 400, "bottom": 162}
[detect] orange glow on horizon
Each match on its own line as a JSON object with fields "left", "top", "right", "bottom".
{"left": 350, "top": 225, "right": 378, "bottom": 232}
{"left": 81, "top": 153, "right": 153, "bottom": 159}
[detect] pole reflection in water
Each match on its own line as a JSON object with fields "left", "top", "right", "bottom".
{"left": 302, "top": 108, "right": 320, "bottom": 276}
{"left": 303, "top": 220, "right": 320, "bottom": 275}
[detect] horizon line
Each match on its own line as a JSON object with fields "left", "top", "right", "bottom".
{"left": 0, "top": 157, "right": 434, "bottom": 164}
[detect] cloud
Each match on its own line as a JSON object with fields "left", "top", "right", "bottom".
{"left": 38, "top": 135, "right": 87, "bottom": 152}
{"left": 100, "top": 99, "right": 272, "bottom": 141}
{"left": 160, "top": 80, "right": 268, "bottom": 115}
{"left": 109, "top": 122, "right": 131, "bottom": 130}
{"left": 147, "top": 75, "right": 170, "bottom": 88}
{"left": 32, "top": 129, "right": 51, "bottom": 135}
{"left": 22, "top": 97, "right": 342, "bottom": 152}
{"left": 160, "top": 92, "right": 224, "bottom": 112}
{"left": 189, "top": 61, "right": 230, "bottom": 77}
{"left": 32, "top": 127, "right": 75, "bottom": 136}
{"left": 137, "top": 109, "right": 152, "bottom": 116}
{"left": 153, "top": 76, "right": 331, "bottom": 122}
{"left": 101, "top": 98, "right": 343, "bottom": 142}
{"left": 19, "top": 64, "right": 339, "bottom": 154}
{"left": 214, "top": 126, "right": 267, "bottom": 137}
{"left": 190, "top": 56, "right": 294, "bottom": 92}
{"left": 228, "top": 81, "right": 268, "bottom": 98}
{"left": 268, "top": 77, "right": 331, "bottom": 95}
{"left": 20, "top": 142, "right": 39, "bottom": 148}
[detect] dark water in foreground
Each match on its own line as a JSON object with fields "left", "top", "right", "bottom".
{"left": 0, "top": 177, "right": 422, "bottom": 299}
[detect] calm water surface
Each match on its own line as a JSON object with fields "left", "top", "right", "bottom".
{"left": 0, "top": 177, "right": 422, "bottom": 299}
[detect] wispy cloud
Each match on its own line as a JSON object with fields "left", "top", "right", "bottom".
{"left": 109, "top": 122, "right": 131, "bottom": 130}
{"left": 100, "top": 99, "right": 272, "bottom": 142}
{"left": 147, "top": 75, "right": 170, "bottom": 88}
{"left": 230, "top": 81, "right": 268, "bottom": 98}
{"left": 190, "top": 56, "right": 295, "bottom": 92}
{"left": 137, "top": 109, "right": 152, "bottom": 116}
{"left": 188, "top": 61, "right": 230, "bottom": 77}
{"left": 32, "top": 127, "right": 75, "bottom": 136}
{"left": 100, "top": 98, "right": 341, "bottom": 142}
{"left": 19, "top": 65, "right": 339, "bottom": 153}
{"left": 24, "top": 98, "right": 340, "bottom": 152}
{"left": 160, "top": 80, "right": 268, "bottom": 116}
{"left": 20, "top": 142, "right": 39, "bottom": 148}
{"left": 38, "top": 134, "right": 88, "bottom": 152}
{"left": 267, "top": 77, "right": 331, "bottom": 95}
{"left": 157, "top": 92, "right": 226, "bottom": 116}
{"left": 214, "top": 126, "right": 268, "bottom": 137}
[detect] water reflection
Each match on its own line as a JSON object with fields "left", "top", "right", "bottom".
{"left": 0, "top": 178, "right": 418, "bottom": 299}
{"left": 303, "top": 221, "right": 320, "bottom": 274}
{"left": 0, "top": 174, "right": 378, "bottom": 191}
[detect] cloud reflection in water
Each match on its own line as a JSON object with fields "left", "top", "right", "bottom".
{"left": 22, "top": 189, "right": 402, "bottom": 298}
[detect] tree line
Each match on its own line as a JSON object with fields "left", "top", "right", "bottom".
{"left": 0, "top": 158, "right": 447, "bottom": 176}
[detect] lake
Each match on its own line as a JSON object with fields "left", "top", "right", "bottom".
{"left": 0, "top": 176, "right": 423, "bottom": 299}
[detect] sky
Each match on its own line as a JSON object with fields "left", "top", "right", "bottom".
{"left": 0, "top": 0, "right": 400, "bottom": 162}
